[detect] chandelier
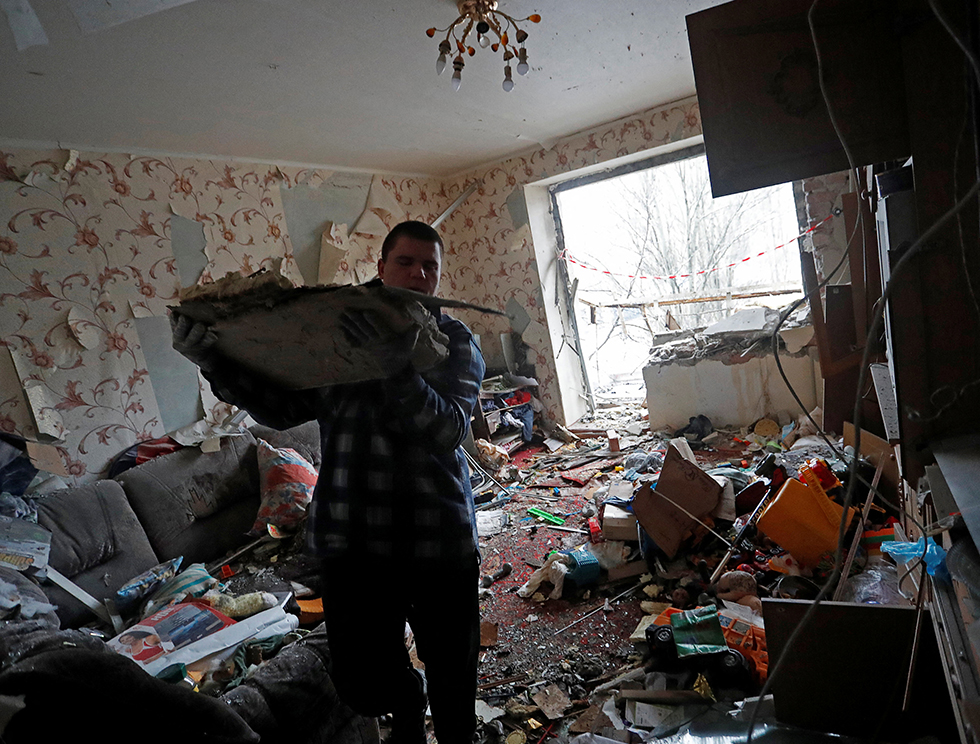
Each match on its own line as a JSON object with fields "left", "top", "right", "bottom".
{"left": 426, "top": 1, "right": 542, "bottom": 92}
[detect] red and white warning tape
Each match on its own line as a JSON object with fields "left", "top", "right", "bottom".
{"left": 560, "top": 213, "right": 835, "bottom": 282}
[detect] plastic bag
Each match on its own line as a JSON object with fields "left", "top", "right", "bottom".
{"left": 517, "top": 553, "right": 571, "bottom": 599}
{"left": 838, "top": 558, "right": 904, "bottom": 605}
{"left": 141, "top": 563, "right": 218, "bottom": 618}
{"left": 115, "top": 556, "right": 183, "bottom": 613}
{"left": 881, "top": 537, "right": 949, "bottom": 581}
{"left": 587, "top": 540, "right": 631, "bottom": 569}
{"left": 623, "top": 451, "right": 665, "bottom": 473}
{"left": 475, "top": 439, "right": 509, "bottom": 470}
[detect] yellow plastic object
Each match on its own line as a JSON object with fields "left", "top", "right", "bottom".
{"left": 757, "top": 478, "right": 856, "bottom": 568}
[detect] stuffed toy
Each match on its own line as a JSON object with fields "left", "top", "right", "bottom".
{"left": 715, "top": 570, "right": 762, "bottom": 615}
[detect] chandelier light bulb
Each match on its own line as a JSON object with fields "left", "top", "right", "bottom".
{"left": 427, "top": 3, "right": 543, "bottom": 91}
{"left": 516, "top": 48, "right": 529, "bottom": 75}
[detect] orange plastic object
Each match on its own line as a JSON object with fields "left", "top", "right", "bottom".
{"left": 717, "top": 613, "right": 768, "bottom": 685}
{"left": 757, "top": 478, "right": 856, "bottom": 568}
{"left": 297, "top": 597, "right": 324, "bottom": 626}
{"left": 653, "top": 607, "right": 768, "bottom": 684}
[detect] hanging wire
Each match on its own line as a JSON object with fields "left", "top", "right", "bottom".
{"left": 746, "top": 1, "right": 980, "bottom": 740}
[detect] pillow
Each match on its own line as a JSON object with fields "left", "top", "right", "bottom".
{"left": 251, "top": 439, "right": 318, "bottom": 536}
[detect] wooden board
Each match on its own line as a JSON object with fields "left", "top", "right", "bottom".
{"left": 686, "top": 0, "right": 909, "bottom": 197}
{"left": 843, "top": 422, "right": 900, "bottom": 505}
{"left": 761, "top": 598, "right": 957, "bottom": 741}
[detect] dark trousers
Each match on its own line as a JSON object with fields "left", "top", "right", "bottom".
{"left": 321, "top": 555, "right": 481, "bottom": 744}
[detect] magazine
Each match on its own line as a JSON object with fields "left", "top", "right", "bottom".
{"left": 107, "top": 601, "right": 235, "bottom": 666}
{"left": 108, "top": 593, "right": 296, "bottom": 676}
{"left": 0, "top": 516, "right": 51, "bottom": 575}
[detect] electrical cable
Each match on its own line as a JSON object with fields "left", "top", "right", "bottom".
{"left": 747, "top": 1, "right": 980, "bottom": 740}
{"left": 769, "top": 201, "right": 856, "bottom": 460}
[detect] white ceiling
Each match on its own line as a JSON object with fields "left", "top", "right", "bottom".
{"left": 0, "top": 0, "right": 725, "bottom": 177}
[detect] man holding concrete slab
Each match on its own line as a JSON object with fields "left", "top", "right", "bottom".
{"left": 172, "top": 220, "right": 486, "bottom": 744}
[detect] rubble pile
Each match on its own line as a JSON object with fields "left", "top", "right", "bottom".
{"left": 468, "top": 398, "right": 910, "bottom": 743}
{"left": 0, "top": 385, "right": 921, "bottom": 744}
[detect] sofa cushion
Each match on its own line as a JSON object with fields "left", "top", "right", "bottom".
{"left": 249, "top": 421, "right": 321, "bottom": 469}
{"left": 222, "top": 624, "right": 378, "bottom": 744}
{"left": 36, "top": 479, "right": 159, "bottom": 628}
{"left": 115, "top": 432, "right": 260, "bottom": 566}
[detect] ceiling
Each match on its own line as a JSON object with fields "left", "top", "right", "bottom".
{"left": 0, "top": 0, "right": 725, "bottom": 177}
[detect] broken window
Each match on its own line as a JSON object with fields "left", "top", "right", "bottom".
{"left": 551, "top": 145, "right": 803, "bottom": 402}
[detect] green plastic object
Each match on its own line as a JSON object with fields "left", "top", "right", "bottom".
{"left": 669, "top": 606, "right": 727, "bottom": 657}
{"left": 527, "top": 507, "right": 565, "bottom": 525}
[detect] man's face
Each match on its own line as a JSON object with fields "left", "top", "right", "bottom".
{"left": 378, "top": 235, "right": 442, "bottom": 296}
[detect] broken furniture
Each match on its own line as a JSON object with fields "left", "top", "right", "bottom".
{"left": 474, "top": 375, "right": 539, "bottom": 453}
{"left": 2, "top": 421, "right": 375, "bottom": 744}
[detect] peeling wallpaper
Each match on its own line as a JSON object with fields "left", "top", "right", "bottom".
{"left": 0, "top": 95, "right": 702, "bottom": 483}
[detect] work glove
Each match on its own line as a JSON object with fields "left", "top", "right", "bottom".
{"left": 170, "top": 311, "right": 218, "bottom": 372}
{"left": 339, "top": 309, "right": 420, "bottom": 368}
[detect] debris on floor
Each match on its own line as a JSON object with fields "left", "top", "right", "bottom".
{"left": 470, "top": 400, "right": 906, "bottom": 743}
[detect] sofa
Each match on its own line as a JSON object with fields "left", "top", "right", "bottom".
{"left": 0, "top": 421, "right": 378, "bottom": 744}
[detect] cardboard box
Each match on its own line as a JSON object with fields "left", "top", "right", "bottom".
{"left": 602, "top": 504, "right": 638, "bottom": 542}
{"left": 631, "top": 439, "right": 722, "bottom": 558}
{"left": 606, "top": 559, "right": 648, "bottom": 582}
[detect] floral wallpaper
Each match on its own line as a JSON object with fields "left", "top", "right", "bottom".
{"left": 0, "top": 150, "right": 444, "bottom": 482}
{"left": 0, "top": 95, "right": 703, "bottom": 483}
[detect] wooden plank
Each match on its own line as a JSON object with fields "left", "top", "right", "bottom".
{"left": 842, "top": 190, "right": 870, "bottom": 339}
{"left": 801, "top": 252, "right": 863, "bottom": 380}
{"left": 933, "top": 435, "right": 980, "bottom": 557}
{"left": 617, "top": 689, "right": 706, "bottom": 704}
{"left": 843, "top": 422, "right": 901, "bottom": 504}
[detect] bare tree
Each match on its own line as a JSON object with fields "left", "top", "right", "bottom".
{"left": 611, "top": 156, "right": 772, "bottom": 327}
{"left": 563, "top": 153, "right": 797, "bottom": 394}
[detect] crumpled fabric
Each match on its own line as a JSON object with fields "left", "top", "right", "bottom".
{"left": 517, "top": 553, "right": 572, "bottom": 600}
{"left": 0, "top": 494, "right": 37, "bottom": 523}
{"left": 509, "top": 403, "right": 534, "bottom": 441}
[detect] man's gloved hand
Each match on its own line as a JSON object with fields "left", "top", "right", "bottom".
{"left": 339, "top": 309, "right": 420, "bottom": 366}
{"left": 170, "top": 311, "right": 218, "bottom": 372}
{"left": 339, "top": 308, "right": 387, "bottom": 348}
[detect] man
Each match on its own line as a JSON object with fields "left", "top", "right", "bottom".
{"left": 172, "top": 220, "right": 486, "bottom": 744}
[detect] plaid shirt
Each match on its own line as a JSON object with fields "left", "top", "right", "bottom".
{"left": 204, "top": 311, "right": 485, "bottom": 566}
